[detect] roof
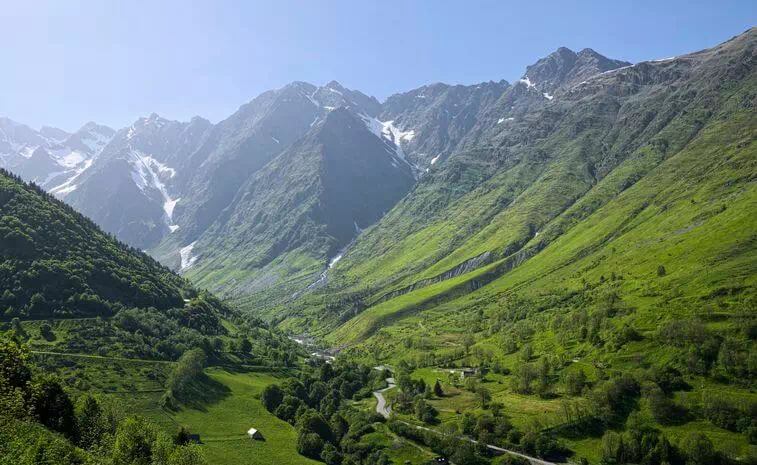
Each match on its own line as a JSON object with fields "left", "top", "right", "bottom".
{"left": 247, "top": 428, "right": 258, "bottom": 434}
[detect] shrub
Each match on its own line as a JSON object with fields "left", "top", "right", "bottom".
{"left": 261, "top": 384, "right": 284, "bottom": 412}
{"left": 680, "top": 432, "right": 715, "bottom": 465}
{"left": 296, "top": 432, "right": 324, "bottom": 459}
{"left": 565, "top": 370, "right": 587, "bottom": 396}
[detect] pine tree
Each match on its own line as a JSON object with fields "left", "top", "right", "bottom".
{"left": 433, "top": 379, "right": 444, "bottom": 397}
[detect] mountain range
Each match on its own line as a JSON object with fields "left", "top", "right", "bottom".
{"left": 2, "top": 29, "right": 755, "bottom": 331}
{"left": 1, "top": 26, "right": 756, "bottom": 464}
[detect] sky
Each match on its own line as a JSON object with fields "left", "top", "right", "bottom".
{"left": 1, "top": 0, "right": 754, "bottom": 132}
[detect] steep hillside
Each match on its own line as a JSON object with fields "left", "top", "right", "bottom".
{"left": 182, "top": 107, "right": 416, "bottom": 311}
{"left": 0, "top": 168, "right": 246, "bottom": 361}
{"left": 282, "top": 29, "right": 756, "bottom": 336}
{"left": 275, "top": 29, "right": 757, "bottom": 463}
{"left": 65, "top": 114, "right": 214, "bottom": 249}
{"left": 0, "top": 168, "right": 194, "bottom": 316}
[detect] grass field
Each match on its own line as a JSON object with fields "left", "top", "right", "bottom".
{"left": 168, "top": 368, "right": 319, "bottom": 465}
{"left": 359, "top": 423, "right": 437, "bottom": 465}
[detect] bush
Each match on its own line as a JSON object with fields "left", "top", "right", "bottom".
{"left": 165, "top": 348, "right": 207, "bottom": 402}
{"left": 39, "top": 322, "right": 55, "bottom": 341}
{"left": 506, "top": 429, "right": 523, "bottom": 445}
{"left": 535, "top": 434, "right": 560, "bottom": 458}
{"left": 565, "top": 369, "right": 588, "bottom": 396}
{"left": 703, "top": 397, "right": 741, "bottom": 431}
{"left": 321, "top": 442, "right": 342, "bottom": 465}
{"left": 680, "top": 432, "right": 715, "bottom": 465}
{"left": 297, "top": 432, "right": 324, "bottom": 459}
{"left": 261, "top": 384, "right": 284, "bottom": 412}
{"left": 414, "top": 398, "right": 439, "bottom": 424}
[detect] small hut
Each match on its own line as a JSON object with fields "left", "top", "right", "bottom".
{"left": 461, "top": 368, "right": 478, "bottom": 378}
{"left": 247, "top": 427, "right": 263, "bottom": 440}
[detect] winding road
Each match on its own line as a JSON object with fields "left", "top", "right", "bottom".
{"left": 371, "top": 374, "right": 556, "bottom": 465}
{"left": 373, "top": 377, "right": 396, "bottom": 418}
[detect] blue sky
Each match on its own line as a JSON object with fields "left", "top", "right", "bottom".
{"left": 1, "top": 0, "right": 754, "bottom": 131}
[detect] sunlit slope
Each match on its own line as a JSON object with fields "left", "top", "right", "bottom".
{"left": 285, "top": 28, "right": 756, "bottom": 337}
{"left": 327, "top": 105, "right": 756, "bottom": 346}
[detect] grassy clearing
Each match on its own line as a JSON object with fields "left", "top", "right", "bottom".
{"left": 169, "top": 368, "right": 319, "bottom": 465}
{"left": 31, "top": 353, "right": 316, "bottom": 465}
{"left": 360, "top": 423, "right": 437, "bottom": 465}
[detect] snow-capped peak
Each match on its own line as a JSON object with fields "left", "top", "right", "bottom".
{"left": 519, "top": 76, "right": 536, "bottom": 89}
{"left": 0, "top": 118, "right": 114, "bottom": 196}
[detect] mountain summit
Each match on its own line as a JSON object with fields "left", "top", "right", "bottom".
{"left": 520, "top": 46, "right": 631, "bottom": 95}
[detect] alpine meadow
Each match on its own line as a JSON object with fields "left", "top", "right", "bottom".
{"left": 0, "top": 5, "right": 756, "bottom": 465}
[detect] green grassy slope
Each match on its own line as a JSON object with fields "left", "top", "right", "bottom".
{"left": 320, "top": 105, "right": 756, "bottom": 462}
{"left": 327, "top": 108, "right": 756, "bottom": 347}
{"left": 284, "top": 28, "right": 756, "bottom": 339}
{"left": 273, "top": 30, "right": 757, "bottom": 463}
{"left": 171, "top": 368, "right": 319, "bottom": 465}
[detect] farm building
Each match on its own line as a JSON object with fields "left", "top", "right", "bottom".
{"left": 247, "top": 427, "right": 263, "bottom": 440}
{"left": 461, "top": 368, "right": 478, "bottom": 378}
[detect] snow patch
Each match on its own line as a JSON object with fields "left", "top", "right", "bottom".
{"left": 543, "top": 92, "right": 554, "bottom": 100}
{"left": 59, "top": 151, "right": 86, "bottom": 168}
{"left": 179, "top": 241, "right": 198, "bottom": 271}
{"left": 20, "top": 146, "right": 35, "bottom": 158}
{"left": 598, "top": 64, "right": 633, "bottom": 76}
{"left": 358, "top": 113, "right": 416, "bottom": 167}
{"left": 128, "top": 149, "right": 180, "bottom": 231}
{"left": 53, "top": 184, "right": 77, "bottom": 195}
{"left": 305, "top": 92, "right": 321, "bottom": 107}
{"left": 519, "top": 76, "right": 536, "bottom": 89}
{"left": 50, "top": 159, "right": 94, "bottom": 197}
{"left": 430, "top": 155, "right": 441, "bottom": 165}
{"left": 328, "top": 254, "right": 343, "bottom": 269}
{"left": 80, "top": 132, "right": 111, "bottom": 153}
{"left": 164, "top": 197, "right": 180, "bottom": 218}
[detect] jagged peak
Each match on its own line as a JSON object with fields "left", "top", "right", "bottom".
{"left": 554, "top": 46, "right": 577, "bottom": 56}
{"left": 578, "top": 47, "right": 601, "bottom": 57}
{"left": 189, "top": 115, "right": 211, "bottom": 125}
{"left": 324, "top": 80, "right": 345, "bottom": 91}
{"left": 281, "top": 80, "right": 317, "bottom": 92}
{"left": 78, "top": 121, "right": 115, "bottom": 135}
